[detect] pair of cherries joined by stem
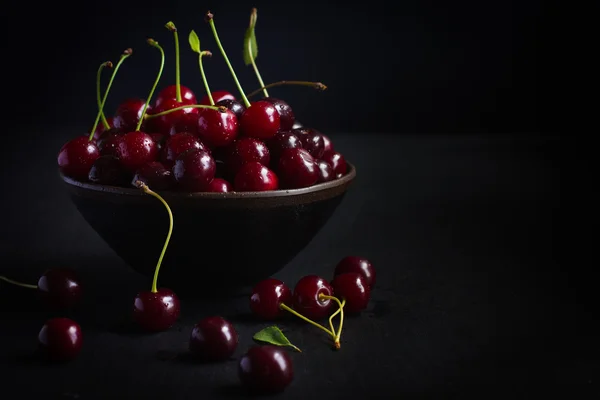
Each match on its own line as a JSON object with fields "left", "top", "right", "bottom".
{"left": 250, "top": 256, "right": 375, "bottom": 349}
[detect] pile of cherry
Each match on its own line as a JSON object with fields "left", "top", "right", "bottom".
{"left": 0, "top": 256, "right": 375, "bottom": 394}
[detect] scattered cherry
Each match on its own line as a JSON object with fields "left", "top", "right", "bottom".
{"left": 216, "top": 98, "right": 246, "bottom": 119}
{"left": 266, "top": 130, "right": 302, "bottom": 165}
{"left": 238, "top": 345, "right": 294, "bottom": 394}
{"left": 155, "top": 85, "right": 197, "bottom": 107}
{"left": 133, "top": 288, "right": 180, "bottom": 332}
{"left": 250, "top": 278, "right": 292, "bottom": 319}
{"left": 206, "top": 178, "right": 232, "bottom": 192}
{"left": 57, "top": 137, "right": 100, "bottom": 180}
{"left": 197, "top": 108, "right": 239, "bottom": 148}
{"left": 37, "top": 268, "right": 83, "bottom": 309}
{"left": 315, "top": 160, "right": 334, "bottom": 183}
{"left": 132, "top": 161, "right": 172, "bottom": 190}
{"left": 160, "top": 132, "right": 207, "bottom": 169}
{"left": 113, "top": 98, "right": 150, "bottom": 132}
{"left": 321, "top": 151, "right": 347, "bottom": 178}
{"left": 240, "top": 100, "right": 281, "bottom": 140}
{"left": 331, "top": 272, "right": 370, "bottom": 313}
{"left": 334, "top": 256, "right": 376, "bottom": 288}
{"left": 200, "top": 90, "right": 235, "bottom": 105}
{"left": 88, "top": 155, "right": 127, "bottom": 185}
{"left": 172, "top": 148, "right": 216, "bottom": 191}
{"left": 292, "top": 275, "right": 333, "bottom": 320}
{"left": 263, "top": 97, "right": 295, "bottom": 131}
{"left": 234, "top": 162, "right": 278, "bottom": 192}
{"left": 224, "top": 138, "right": 270, "bottom": 178}
{"left": 37, "top": 318, "right": 83, "bottom": 362}
{"left": 117, "top": 131, "right": 159, "bottom": 172}
{"left": 277, "top": 148, "right": 318, "bottom": 189}
{"left": 189, "top": 316, "right": 238, "bottom": 361}
{"left": 292, "top": 128, "right": 325, "bottom": 159}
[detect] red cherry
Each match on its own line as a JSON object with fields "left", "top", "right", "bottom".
{"left": 239, "top": 346, "right": 294, "bottom": 393}
{"left": 277, "top": 148, "right": 318, "bottom": 189}
{"left": 262, "top": 97, "right": 295, "bottom": 131}
{"left": 160, "top": 132, "right": 208, "bottom": 169}
{"left": 292, "top": 275, "right": 333, "bottom": 320}
{"left": 113, "top": 98, "right": 150, "bottom": 132}
{"left": 133, "top": 288, "right": 180, "bottom": 332}
{"left": 150, "top": 98, "right": 198, "bottom": 135}
{"left": 88, "top": 155, "right": 129, "bottom": 186}
{"left": 150, "top": 133, "right": 167, "bottom": 152}
{"left": 240, "top": 100, "right": 281, "bottom": 140}
{"left": 37, "top": 318, "right": 83, "bottom": 362}
{"left": 206, "top": 178, "right": 232, "bottom": 193}
{"left": 334, "top": 256, "right": 376, "bottom": 288}
{"left": 172, "top": 149, "right": 216, "bottom": 191}
{"left": 196, "top": 108, "right": 239, "bottom": 148}
{"left": 292, "top": 128, "right": 325, "bottom": 159}
{"left": 98, "top": 131, "right": 125, "bottom": 157}
{"left": 132, "top": 161, "right": 172, "bottom": 190}
{"left": 154, "top": 84, "right": 197, "bottom": 107}
{"left": 250, "top": 278, "right": 292, "bottom": 319}
{"left": 315, "top": 160, "right": 334, "bottom": 183}
{"left": 224, "top": 138, "right": 270, "bottom": 178}
{"left": 57, "top": 137, "right": 100, "bottom": 180}
{"left": 37, "top": 268, "right": 83, "bottom": 309}
{"left": 322, "top": 135, "right": 334, "bottom": 154}
{"left": 168, "top": 113, "right": 200, "bottom": 136}
{"left": 321, "top": 151, "right": 347, "bottom": 178}
{"left": 234, "top": 162, "right": 278, "bottom": 192}
{"left": 189, "top": 316, "right": 239, "bottom": 361}
{"left": 118, "top": 131, "right": 159, "bottom": 172}
{"left": 266, "top": 130, "right": 303, "bottom": 165}
{"left": 199, "top": 90, "right": 235, "bottom": 105}
{"left": 331, "top": 272, "right": 370, "bottom": 313}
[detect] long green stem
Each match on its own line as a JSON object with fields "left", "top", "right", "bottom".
{"left": 246, "top": 81, "right": 327, "bottom": 99}
{"left": 96, "top": 61, "right": 112, "bottom": 129}
{"left": 136, "top": 39, "right": 165, "bottom": 132}
{"left": 320, "top": 294, "right": 345, "bottom": 349}
{"left": 166, "top": 21, "right": 182, "bottom": 102}
{"left": 279, "top": 303, "right": 334, "bottom": 337}
{"left": 249, "top": 38, "right": 268, "bottom": 98}
{"left": 145, "top": 104, "right": 223, "bottom": 119}
{"left": 198, "top": 51, "right": 214, "bottom": 105}
{"left": 206, "top": 12, "right": 251, "bottom": 108}
{"left": 0, "top": 276, "right": 37, "bottom": 289}
{"left": 88, "top": 49, "right": 132, "bottom": 141}
{"left": 328, "top": 298, "right": 345, "bottom": 337}
{"left": 135, "top": 181, "right": 173, "bottom": 293}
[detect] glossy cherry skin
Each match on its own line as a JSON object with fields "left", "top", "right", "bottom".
{"left": 331, "top": 272, "right": 370, "bottom": 313}
{"left": 154, "top": 84, "right": 197, "bottom": 107}
{"left": 197, "top": 108, "right": 239, "bottom": 148}
{"left": 315, "top": 160, "right": 334, "bottom": 183}
{"left": 291, "top": 120, "right": 303, "bottom": 129}
{"left": 322, "top": 135, "right": 334, "bottom": 154}
{"left": 172, "top": 149, "right": 216, "bottom": 191}
{"left": 133, "top": 288, "right": 180, "bottom": 332}
{"left": 292, "top": 275, "right": 333, "bottom": 320}
{"left": 250, "top": 278, "right": 292, "bottom": 319}
{"left": 321, "top": 151, "right": 347, "bottom": 178}
{"left": 92, "top": 117, "right": 115, "bottom": 141}
{"left": 38, "top": 318, "right": 83, "bottom": 362}
{"left": 37, "top": 268, "right": 82, "bottom": 309}
{"left": 234, "top": 162, "right": 279, "bottom": 192}
{"left": 277, "top": 148, "right": 318, "bottom": 189}
{"left": 189, "top": 316, "right": 239, "bottom": 361}
{"left": 150, "top": 98, "right": 198, "bottom": 135}
{"left": 150, "top": 133, "right": 167, "bottom": 152}
{"left": 292, "top": 128, "right": 325, "bottom": 159}
{"left": 98, "top": 131, "right": 125, "bottom": 157}
{"left": 57, "top": 137, "right": 100, "bottom": 180}
{"left": 168, "top": 113, "right": 200, "bottom": 136}
{"left": 132, "top": 161, "right": 172, "bottom": 190}
{"left": 117, "top": 131, "right": 159, "bottom": 172}
{"left": 263, "top": 97, "right": 295, "bottom": 131}
{"left": 199, "top": 90, "right": 235, "bottom": 105}
{"left": 216, "top": 98, "right": 246, "bottom": 120}
{"left": 206, "top": 178, "right": 232, "bottom": 192}
{"left": 266, "top": 130, "right": 303, "bottom": 165}
{"left": 334, "top": 256, "right": 376, "bottom": 288}
{"left": 88, "top": 155, "right": 128, "bottom": 185}
{"left": 225, "top": 138, "right": 270, "bottom": 178}
{"left": 240, "top": 100, "right": 281, "bottom": 140}
{"left": 113, "top": 98, "right": 149, "bottom": 132}
{"left": 239, "top": 345, "right": 293, "bottom": 393}
{"left": 160, "top": 132, "right": 207, "bottom": 169}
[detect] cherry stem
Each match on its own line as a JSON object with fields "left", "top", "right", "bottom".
{"left": 247, "top": 8, "right": 268, "bottom": 98}
{"left": 198, "top": 51, "right": 214, "bottom": 106}
{"left": 96, "top": 61, "right": 113, "bottom": 129}
{"left": 165, "top": 21, "right": 182, "bottom": 103}
{"left": 88, "top": 49, "right": 132, "bottom": 141}
{"left": 0, "top": 276, "right": 37, "bottom": 289}
{"left": 145, "top": 104, "right": 225, "bottom": 119}
{"left": 135, "top": 181, "right": 173, "bottom": 294}
{"left": 279, "top": 303, "right": 335, "bottom": 337}
{"left": 320, "top": 294, "right": 344, "bottom": 349}
{"left": 136, "top": 39, "right": 165, "bottom": 132}
{"left": 328, "top": 298, "right": 345, "bottom": 338}
{"left": 246, "top": 81, "right": 327, "bottom": 99}
{"left": 206, "top": 11, "right": 251, "bottom": 108}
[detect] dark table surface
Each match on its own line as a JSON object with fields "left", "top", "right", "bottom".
{"left": 0, "top": 131, "right": 592, "bottom": 398}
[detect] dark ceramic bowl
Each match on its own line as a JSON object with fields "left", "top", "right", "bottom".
{"left": 60, "top": 164, "right": 356, "bottom": 297}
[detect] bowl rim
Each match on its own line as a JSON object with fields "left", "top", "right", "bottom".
{"left": 60, "top": 162, "right": 356, "bottom": 199}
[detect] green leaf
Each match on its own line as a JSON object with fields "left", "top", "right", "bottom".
{"left": 188, "top": 30, "right": 201, "bottom": 54}
{"left": 253, "top": 326, "right": 301, "bottom": 352}
{"left": 243, "top": 9, "right": 258, "bottom": 65}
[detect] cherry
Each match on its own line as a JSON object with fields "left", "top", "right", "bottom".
{"left": 38, "top": 318, "right": 83, "bottom": 362}
{"left": 189, "top": 316, "right": 238, "bottom": 361}
{"left": 292, "top": 120, "right": 303, "bottom": 129}
{"left": 250, "top": 278, "right": 292, "bottom": 319}
{"left": 37, "top": 268, "right": 82, "bottom": 309}
{"left": 117, "top": 131, "right": 159, "bottom": 172}
{"left": 132, "top": 182, "right": 180, "bottom": 332}
{"left": 277, "top": 148, "right": 318, "bottom": 189}
{"left": 160, "top": 132, "right": 207, "bottom": 169}
{"left": 88, "top": 155, "right": 128, "bottom": 185}
{"left": 322, "top": 135, "right": 334, "bottom": 154}
{"left": 98, "top": 131, "right": 124, "bottom": 157}
{"left": 321, "top": 151, "right": 347, "bottom": 178}
{"left": 113, "top": 98, "right": 150, "bottom": 132}
{"left": 93, "top": 116, "right": 115, "bottom": 141}
{"left": 331, "top": 272, "right": 370, "bottom": 313}
{"left": 234, "top": 162, "right": 278, "bottom": 192}
{"left": 57, "top": 137, "right": 100, "bottom": 180}
{"left": 240, "top": 100, "right": 281, "bottom": 140}
{"left": 206, "top": 178, "right": 232, "bottom": 192}
{"left": 239, "top": 345, "right": 293, "bottom": 393}
{"left": 315, "top": 159, "right": 334, "bottom": 183}
{"left": 197, "top": 108, "right": 239, "bottom": 148}
{"left": 263, "top": 97, "right": 295, "bottom": 131}
{"left": 292, "top": 275, "right": 333, "bottom": 320}
{"left": 292, "top": 128, "right": 325, "bottom": 159}
{"left": 216, "top": 98, "right": 245, "bottom": 120}
{"left": 266, "top": 130, "right": 302, "bottom": 165}
{"left": 132, "top": 161, "right": 172, "bottom": 190}
{"left": 150, "top": 97, "right": 199, "bottom": 135}
{"left": 199, "top": 90, "right": 235, "bottom": 105}
{"left": 155, "top": 85, "right": 197, "bottom": 107}
{"left": 224, "top": 137, "right": 270, "bottom": 178}
{"left": 173, "top": 149, "right": 216, "bottom": 191}
{"left": 334, "top": 256, "right": 376, "bottom": 288}
{"left": 168, "top": 113, "right": 200, "bottom": 136}
{"left": 150, "top": 133, "right": 167, "bottom": 152}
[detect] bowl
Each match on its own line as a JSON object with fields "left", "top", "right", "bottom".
{"left": 60, "top": 163, "right": 356, "bottom": 297}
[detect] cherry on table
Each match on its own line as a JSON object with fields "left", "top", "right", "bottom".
{"left": 277, "top": 148, "right": 318, "bottom": 189}
{"left": 132, "top": 161, "right": 172, "bottom": 190}
{"left": 200, "top": 90, "right": 235, "bottom": 105}
{"left": 197, "top": 108, "right": 239, "bottom": 148}
{"left": 133, "top": 288, "right": 180, "bottom": 332}
{"left": 206, "top": 178, "right": 232, "bottom": 192}
{"left": 37, "top": 268, "right": 83, "bottom": 310}
{"left": 292, "top": 128, "right": 325, "bottom": 159}
{"left": 160, "top": 132, "right": 207, "bottom": 169}
{"left": 334, "top": 256, "right": 376, "bottom": 288}
{"left": 118, "top": 131, "right": 159, "bottom": 172}
{"left": 240, "top": 100, "right": 281, "bottom": 140}
{"left": 113, "top": 98, "right": 150, "bottom": 133}
{"left": 266, "top": 130, "right": 303, "bottom": 165}
{"left": 57, "top": 137, "right": 100, "bottom": 180}
{"left": 150, "top": 98, "right": 199, "bottom": 135}
{"left": 234, "top": 162, "right": 278, "bottom": 192}
{"left": 239, "top": 345, "right": 294, "bottom": 394}
{"left": 315, "top": 160, "right": 334, "bottom": 183}
{"left": 321, "top": 151, "right": 347, "bottom": 178}
{"left": 155, "top": 84, "right": 197, "bottom": 107}
{"left": 250, "top": 278, "right": 292, "bottom": 319}
{"left": 189, "top": 316, "right": 238, "bottom": 361}
{"left": 216, "top": 98, "right": 246, "bottom": 120}
{"left": 331, "top": 272, "right": 370, "bottom": 313}
{"left": 38, "top": 317, "right": 83, "bottom": 362}
{"left": 224, "top": 138, "right": 270, "bottom": 178}
{"left": 88, "top": 155, "right": 128, "bottom": 185}
{"left": 172, "top": 148, "right": 216, "bottom": 191}
{"left": 292, "top": 275, "right": 333, "bottom": 320}
{"left": 262, "top": 97, "right": 295, "bottom": 131}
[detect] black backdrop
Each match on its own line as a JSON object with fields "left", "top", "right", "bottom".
{"left": 3, "top": 0, "right": 546, "bottom": 137}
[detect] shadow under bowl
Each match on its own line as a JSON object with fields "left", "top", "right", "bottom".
{"left": 60, "top": 163, "right": 356, "bottom": 297}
